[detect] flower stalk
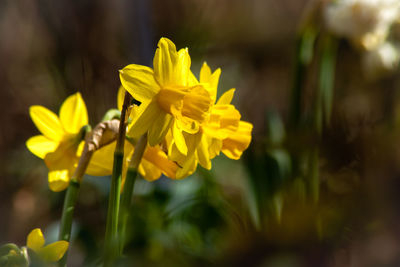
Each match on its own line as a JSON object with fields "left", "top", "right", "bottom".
{"left": 58, "top": 125, "right": 92, "bottom": 267}
{"left": 119, "top": 133, "right": 148, "bottom": 253}
{"left": 104, "top": 92, "right": 131, "bottom": 265}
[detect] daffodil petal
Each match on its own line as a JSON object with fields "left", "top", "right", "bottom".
{"left": 175, "top": 154, "right": 197, "bottom": 179}
{"left": 26, "top": 135, "right": 58, "bottom": 159}
{"left": 153, "top": 38, "right": 191, "bottom": 86}
{"left": 27, "top": 228, "right": 45, "bottom": 252}
{"left": 200, "top": 62, "right": 212, "bottom": 83}
{"left": 120, "top": 64, "right": 159, "bottom": 103}
{"left": 48, "top": 169, "right": 70, "bottom": 192}
{"left": 197, "top": 134, "right": 211, "bottom": 170}
{"left": 38, "top": 241, "right": 69, "bottom": 262}
{"left": 209, "top": 138, "right": 222, "bottom": 159}
{"left": 143, "top": 146, "right": 178, "bottom": 179}
{"left": 153, "top": 38, "right": 177, "bottom": 86}
{"left": 30, "top": 106, "right": 64, "bottom": 141}
{"left": 200, "top": 62, "right": 221, "bottom": 101}
{"left": 59, "top": 92, "right": 88, "bottom": 134}
{"left": 139, "top": 159, "right": 162, "bottom": 182}
{"left": 86, "top": 142, "right": 115, "bottom": 176}
{"left": 148, "top": 112, "right": 173, "bottom": 146}
{"left": 188, "top": 70, "right": 199, "bottom": 86}
{"left": 128, "top": 100, "right": 162, "bottom": 138}
{"left": 117, "top": 86, "right": 125, "bottom": 111}
{"left": 172, "top": 122, "right": 187, "bottom": 155}
{"left": 217, "top": 88, "right": 236, "bottom": 105}
{"left": 44, "top": 141, "right": 79, "bottom": 171}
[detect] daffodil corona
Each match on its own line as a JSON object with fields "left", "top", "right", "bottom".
{"left": 26, "top": 92, "right": 88, "bottom": 191}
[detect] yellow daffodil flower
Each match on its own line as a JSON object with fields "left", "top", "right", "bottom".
{"left": 26, "top": 93, "right": 88, "bottom": 192}
{"left": 26, "top": 228, "right": 68, "bottom": 262}
{"left": 120, "top": 38, "right": 212, "bottom": 155}
{"left": 168, "top": 63, "right": 253, "bottom": 179}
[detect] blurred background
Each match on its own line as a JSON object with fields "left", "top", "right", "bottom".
{"left": 2, "top": 0, "right": 400, "bottom": 266}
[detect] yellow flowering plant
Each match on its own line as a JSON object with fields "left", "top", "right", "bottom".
{"left": 26, "top": 228, "right": 68, "bottom": 263}
{"left": 120, "top": 38, "right": 213, "bottom": 155}
{"left": 26, "top": 92, "right": 89, "bottom": 192}
{"left": 22, "top": 37, "right": 252, "bottom": 266}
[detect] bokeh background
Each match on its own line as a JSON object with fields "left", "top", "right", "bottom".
{"left": 2, "top": 0, "right": 400, "bottom": 266}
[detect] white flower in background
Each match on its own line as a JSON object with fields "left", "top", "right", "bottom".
{"left": 363, "top": 42, "right": 400, "bottom": 78}
{"left": 324, "top": 0, "right": 400, "bottom": 50}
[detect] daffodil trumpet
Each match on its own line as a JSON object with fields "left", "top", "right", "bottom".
{"left": 104, "top": 91, "right": 132, "bottom": 265}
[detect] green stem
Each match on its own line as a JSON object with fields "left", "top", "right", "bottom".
{"left": 119, "top": 134, "right": 147, "bottom": 254}
{"left": 104, "top": 92, "right": 131, "bottom": 265}
{"left": 58, "top": 180, "right": 80, "bottom": 266}
{"left": 58, "top": 125, "right": 93, "bottom": 267}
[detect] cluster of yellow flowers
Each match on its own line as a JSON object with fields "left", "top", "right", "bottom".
{"left": 26, "top": 37, "right": 252, "bottom": 191}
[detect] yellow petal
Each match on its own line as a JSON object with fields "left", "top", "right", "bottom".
{"left": 139, "top": 159, "right": 162, "bottom": 182}
{"left": 188, "top": 70, "right": 199, "bottom": 86}
{"left": 174, "top": 48, "right": 191, "bottom": 86}
{"left": 148, "top": 112, "right": 173, "bottom": 146}
{"left": 128, "top": 100, "right": 162, "bottom": 138}
{"left": 27, "top": 228, "right": 45, "bottom": 251}
{"left": 216, "top": 88, "right": 236, "bottom": 105}
{"left": 175, "top": 154, "right": 197, "bottom": 179}
{"left": 222, "top": 121, "right": 253, "bottom": 160}
{"left": 200, "top": 62, "right": 221, "bottom": 101}
{"left": 172, "top": 121, "right": 187, "bottom": 155}
{"left": 153, "top": 38, "right": 191, "bottom": 86}
{"left": 120, "top": 64, "right": 160, "bottom": 103}
{"left": 86, "top": 142, "right": 115, "bottom": 176}
{"left": 26, "top": 135, "right": 58, "bottom": 159}
{"left": 30, "top": 106, "right": 64, "bottom": 141}
{"left": 59, "top": 92, "right": 88, "bottom": 134}
{"left": 38, "top": 241, "right": 69, "bottom": 262}
{"left": 117, "top": 86, "right": 125, "bottom": 111}
{"left": 143, "top": 146, "right": 178, "bottom": 179}
{"left": 48, "top": 169, "right": 70, "bottom": 192}
{"left": 209, "top": 138, "right": 222, "bottom": 159}
{"left": 197, "top": 133, "right": 211, "bottom": 170}
{"left": 200, "top": 62, "right": 212, "bottom": 82}
{"left": 44, "top": 140, "right": 79, "bottom": 171}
